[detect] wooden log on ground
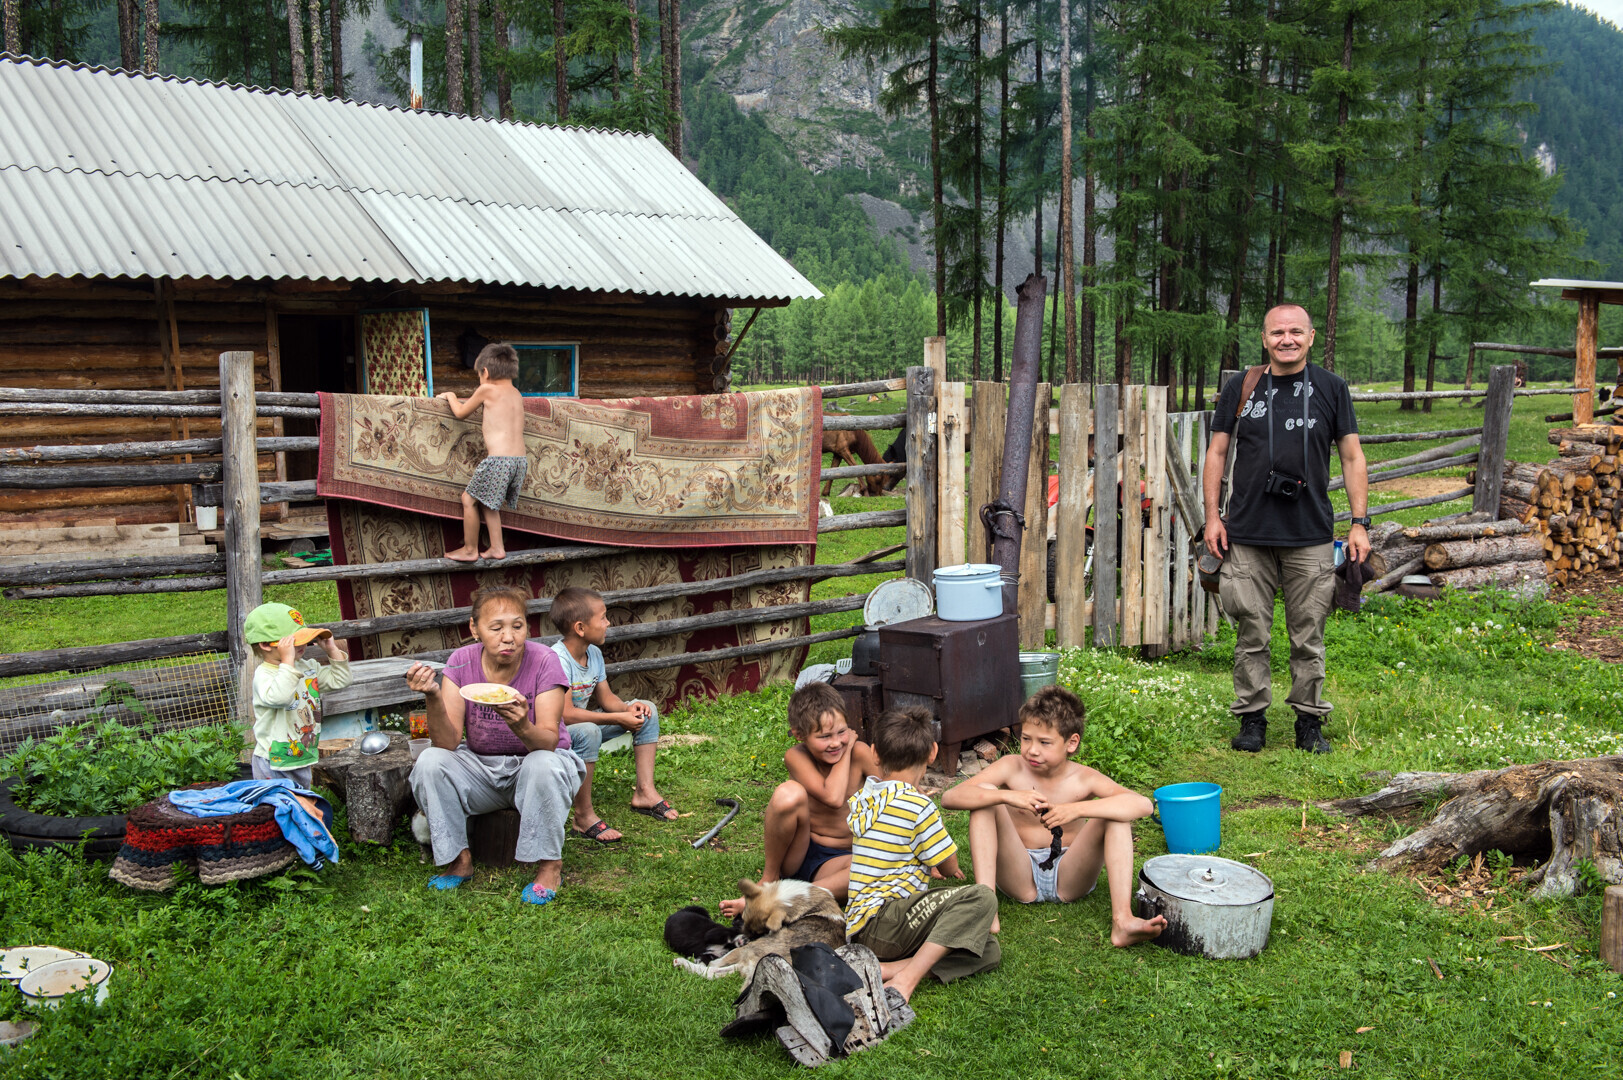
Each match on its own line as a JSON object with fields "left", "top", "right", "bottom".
{"left": 1423, "top": 533, "right": 1544, "bottom": 571}
{"left": 1428, "top": 558, "right": 1547, "bottom": 594}
{"left": 1603, "top": 887, "right": 1623, "bottom": 974}
{"left": 1364, "top": 557, "right": 1425, "bottom": 594}
{"left": 1401, "top": 519, "right": 1530, "bottom": 542}
{"left": 1325, "top": 756, "right": 1623, "bottom": 899}
{"left": 311, "top": 733, "right": 415, "bottom": 845}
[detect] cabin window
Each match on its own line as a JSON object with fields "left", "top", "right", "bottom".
{"left": 512, "top": 342, "right": 579, "bottom": 397}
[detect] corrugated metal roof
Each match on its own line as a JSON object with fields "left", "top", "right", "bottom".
{"left": 0, "top": 57, "right": 821, "bottom": 301}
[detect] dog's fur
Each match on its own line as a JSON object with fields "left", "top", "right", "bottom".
{"left": 672, "top": 878, "right": 847, "bottom": 982}
{"left": 411, "top": 811, "right": 433, "bottom": 863}
{"left": 664, "top": 906, "right": 749, "bottom": 962}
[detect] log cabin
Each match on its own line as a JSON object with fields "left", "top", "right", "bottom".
{"left": 0, "top": 56, "right": 819, "bottom": 546}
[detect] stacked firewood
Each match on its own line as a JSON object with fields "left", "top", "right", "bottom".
{"left": 1365, "top": 517, "right": 1547, "bottom": 596}
{"left": 1488, "top": 425, "right": 1622, "bottom": 587}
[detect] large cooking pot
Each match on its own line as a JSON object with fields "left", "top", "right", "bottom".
{"left": 931, "top": 563, "right": 1004, "bottom": 621}
{"left": 1134, "top": 854, "right": 1274, "bottom": 960}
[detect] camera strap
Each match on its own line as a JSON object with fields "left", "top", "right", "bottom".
{"left": 1265, "top": 369, "right": 1311, "bottom": 472}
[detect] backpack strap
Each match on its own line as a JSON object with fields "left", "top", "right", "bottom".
{"left": 1219, "top": 365, "right": 1268, "bottom": 520}
{"left": 1234, "top": 364, "right": 1266, "bottom": 418}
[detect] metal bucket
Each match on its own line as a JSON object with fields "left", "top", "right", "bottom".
{"left": 1018, "top": 651, "right": 1060, "bottom": 704}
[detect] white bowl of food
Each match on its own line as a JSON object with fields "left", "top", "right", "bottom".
{"left": 18, "top": 957, "right": 112, "bottom": 1009}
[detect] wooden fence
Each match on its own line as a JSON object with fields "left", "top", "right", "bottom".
{"left": 0, "top": 358, "right": 922, "bottom": 733}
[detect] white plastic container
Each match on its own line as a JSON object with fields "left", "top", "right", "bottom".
{"left": 18, "top": 957, "right": 111, "bottom": 1009}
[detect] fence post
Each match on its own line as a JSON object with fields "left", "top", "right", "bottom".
{"left": 1018, "top": 384, "right": 1051, "bottom": 649}
{"left": 1093, "top": 381, "right": 1119, "bottom": 647}
{"left": 221, "top": 351, "right": 263, "bottom": 715}
{"left": 1473, "top": 364, "right": 1516, "bottom": 518}
{"left": 1120, "top": 386, "right": 1145, "bottom": 647}
{"left": 937, "top": 381, "right": 966, "bottom": 569}
{"left": 905, "top": 365, "right": 938, "bottom": 583}
{"left": 1055, "top": 384, "right": 1089, "bottom": 647}
{"left": 969, "top": 381, "right": 1007, "bottom": 562}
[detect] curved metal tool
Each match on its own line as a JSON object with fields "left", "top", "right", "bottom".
{"left": 691, "top": 797, "right": 740, "bottom": 849}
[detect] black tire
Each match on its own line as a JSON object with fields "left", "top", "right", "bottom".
{"left": 0, "top": 776, "right": 126, "bottom": 860}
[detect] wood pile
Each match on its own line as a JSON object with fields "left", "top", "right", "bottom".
{"left": 1365, "top": 517, "right": 1548, "bottom": 597}
{"left": 1481, "top": 424, "right": 1622, "bottom": 587}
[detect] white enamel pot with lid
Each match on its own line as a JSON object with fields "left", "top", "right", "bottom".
{"left": 1134, "top": 854, "right": 1275, "bottom": 959}
{"left": 931, "top": 563, "right": 1004, "bottom": 621}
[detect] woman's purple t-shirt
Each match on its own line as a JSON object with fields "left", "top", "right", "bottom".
{"left": 443, "top": 641, "right": 570, "bottom": 756}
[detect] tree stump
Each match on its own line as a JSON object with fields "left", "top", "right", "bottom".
{"left": 311, "top": 733, "right": 415, "bottom": 844}
{"left": 1325, "top": 756, "right": 1623, "bottom": 898}
{"left": 468, "top": 809, "right": 521, "bottom": 869}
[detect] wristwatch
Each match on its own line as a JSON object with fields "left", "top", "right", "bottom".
{"left": 1349, "top": 516, "right": 1372, "bottom": 527}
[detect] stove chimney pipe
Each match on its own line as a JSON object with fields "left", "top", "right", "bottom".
{"left": 409, "top": 32, "right": 424, "bottom": 110}
{"left": 985, "top": 272, "right": 1048, "bottom": 618}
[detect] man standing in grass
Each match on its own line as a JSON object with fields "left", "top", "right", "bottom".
{"left": 1202, "top": 304, "right": 1370, "bottom": 755}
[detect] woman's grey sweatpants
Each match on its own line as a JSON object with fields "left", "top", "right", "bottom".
{"left": 410, "top": 744, "right": 584, "bottom": 866}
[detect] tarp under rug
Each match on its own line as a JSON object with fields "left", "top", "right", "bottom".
{"left": 327, "top": 502, "right": 814, "bottom": 713}
{"left": 317, "top": 388, "right": 824, "bottom": 548}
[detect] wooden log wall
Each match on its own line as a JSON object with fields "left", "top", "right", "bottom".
{"left": 0, "top": 279, "right": 274, "bottom": 527}
{"left": 0, "top": 277, "right": 770, "bottom": 528}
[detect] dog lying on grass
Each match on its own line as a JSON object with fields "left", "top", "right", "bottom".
{"left": 664, "top": 906, "right": 749, "bottom": 964}
{"left": 672, "top": 878, "right": 846, "bottom": 983}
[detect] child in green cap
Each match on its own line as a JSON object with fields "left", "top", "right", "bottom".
{"left": 245, "top": 602, "right": 352, "bottom": 787}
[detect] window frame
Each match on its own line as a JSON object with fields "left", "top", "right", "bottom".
{"left": 509, "top": 341, "right": 580, "bottom": 398}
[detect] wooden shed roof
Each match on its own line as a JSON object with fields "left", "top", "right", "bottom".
{"left": 0, "top": 57, "right": 821, "bottom": 303}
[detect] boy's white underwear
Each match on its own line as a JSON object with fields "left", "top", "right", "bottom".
{"left": 1025, "top": 845, "right": 1067, "bottom": 903}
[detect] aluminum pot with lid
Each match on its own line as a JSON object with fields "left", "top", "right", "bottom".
{"left": 1134, "top": 854, "right": 1274, "bottom": 960}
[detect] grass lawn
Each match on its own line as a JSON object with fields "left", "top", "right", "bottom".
{"left": 4, "top": 383, "right": 1620, "bottom": 1078}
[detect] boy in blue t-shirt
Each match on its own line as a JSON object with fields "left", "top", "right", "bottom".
{"left": 549, "top": 586, "right": 679, "bottom": 844}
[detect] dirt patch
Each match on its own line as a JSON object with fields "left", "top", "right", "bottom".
{"left": 1372, "top": 475, "right": 1468, "bottom": 498}
{"left": 1551, "top": 568, "right": 1623, "bottom": 663}
{"left": 656, "top": 733, "right": 716, "bottom": 749}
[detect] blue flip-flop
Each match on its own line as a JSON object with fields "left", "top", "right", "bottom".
{"left": 428, "top": 873, "right": 472, "bottom": 891}
{"left": 520, "top": 883, "right": 558, "bottom": 906}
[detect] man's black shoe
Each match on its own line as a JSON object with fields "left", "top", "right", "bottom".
{"left": 1294, "top": 714, "right": 1331, "bottom": 754}
{"left": 1230, "top": 712, "right": 1268, "bottom": 753}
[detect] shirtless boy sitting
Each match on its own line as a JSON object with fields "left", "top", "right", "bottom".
{"left": 941, "top": 685, "right": 1166, "bottom": 945}
{"left": 720, "top": 682, "right": 877, "bottom": 917}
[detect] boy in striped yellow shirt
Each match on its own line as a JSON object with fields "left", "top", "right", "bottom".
{"left": 845, "top": 705, "right": 1000, "bottom": 1002}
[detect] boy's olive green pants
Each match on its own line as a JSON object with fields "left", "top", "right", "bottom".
{"left": 1217, "top": 541, "right": 1336, "bottom": 719}
{"left": 850, "top": 884, "right": 1001, "bottom": 984}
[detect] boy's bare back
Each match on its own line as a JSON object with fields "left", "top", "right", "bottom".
{"left": 476, "top": 379, "right": 526, "bottom": 458}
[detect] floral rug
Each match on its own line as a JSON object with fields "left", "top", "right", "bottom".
{"left": 316, "top": 388, "right": 823, "bottom": 548}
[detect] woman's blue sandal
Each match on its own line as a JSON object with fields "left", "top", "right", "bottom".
{"left": 520, "top": 884, "right": 558, "bottom": 906}
{"left": 428, "top": 873, "right": 472, "bottom": 891}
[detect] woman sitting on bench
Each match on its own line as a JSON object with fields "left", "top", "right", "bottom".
{"left": 405, "top": 584, "right": 582, "bottom": 907}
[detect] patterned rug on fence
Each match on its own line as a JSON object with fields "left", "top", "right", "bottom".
{"left": 327, "top": 502, "right": 814, "bottom": 711}
{"left": 317, "top": 387, "right": 823, "bottom": 548}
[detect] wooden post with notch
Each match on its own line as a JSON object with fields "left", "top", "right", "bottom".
{"left": 221, "top": 351, "right": 264, "bottom": 719}
{"left": 1575, "top": 292, "right": 1599, "bottom": 426}
{"left": 1141, "top": 389, "right": 1167, "bottom": 651}
{"left": 937, "top": 381, "right": 966, "bottom": 568}
{"left": 1472, "top": 365, "right": 1516, "bottom": 518}
{"left": 1018, "top": 383, "right": 1051, "bottom": 649}
{"left": 905, "top": 365, "right": 938, "bottom": 583}
{"left": 969, "top": 381, "right": 1006, "bottom": 563}
{"left": 1055, "top": 384, "right": 1090, "bottom": 647}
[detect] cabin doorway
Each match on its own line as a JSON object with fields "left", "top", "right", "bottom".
{"left": 276, "top": 314, "right": 357, "bottom": 485}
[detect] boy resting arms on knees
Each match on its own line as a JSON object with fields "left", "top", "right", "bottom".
{"left": 720, "top": 683, "right": 877, "bottom": 917}
{"left": 547, "top": 586, "right": 679, "bottom": 844}
{"left": 441, "top": 342, "right": 527, "bottom": 562}
{"left": 845, "top": 706, "right": 999, "bottom": 1003}
{"left": 941, "top": 685, "right": 1165, "bottom": 945}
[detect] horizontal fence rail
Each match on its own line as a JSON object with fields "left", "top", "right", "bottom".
{"left": 0, "top": 436, "right": 317, "bottom": 464}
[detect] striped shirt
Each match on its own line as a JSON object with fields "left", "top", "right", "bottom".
{"left": 844, "top": 776, "right": 957, "bottom": 936}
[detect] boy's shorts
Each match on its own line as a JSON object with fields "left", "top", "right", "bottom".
{"left": 1023, "top": 845, "right": 1070, "bottom": 903}
{"left": 466, "top": 455, "right": 528, "bottom": 510}
{"left": 787, "top": 839, "right": 849, "bottom": 883}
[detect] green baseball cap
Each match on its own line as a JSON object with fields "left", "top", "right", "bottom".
{"left": 244, "top": 602, "right": 330, "bottom": 646}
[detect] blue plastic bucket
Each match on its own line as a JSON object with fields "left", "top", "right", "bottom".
{"left": 1153, "top": 782, "right": 1222, "bottom": 855}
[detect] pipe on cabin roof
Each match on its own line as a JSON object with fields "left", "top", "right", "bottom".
{"left": 409, "top": 33, "right": 424, "bottom": 111}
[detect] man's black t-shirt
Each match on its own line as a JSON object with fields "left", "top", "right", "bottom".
{"left": 1212, "top": 364, "right": 1357, "bottom": 547}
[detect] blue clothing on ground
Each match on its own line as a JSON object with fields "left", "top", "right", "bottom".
{"left": 168, "top": 778, "right": 339, "bottom": 869}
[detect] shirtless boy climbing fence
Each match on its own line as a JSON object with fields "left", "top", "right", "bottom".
{"left": 941, "top": 685, "right": 1166, "bottom": 944}
{"left": 441, "top": 342, "right": 527, "bottom": 562}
